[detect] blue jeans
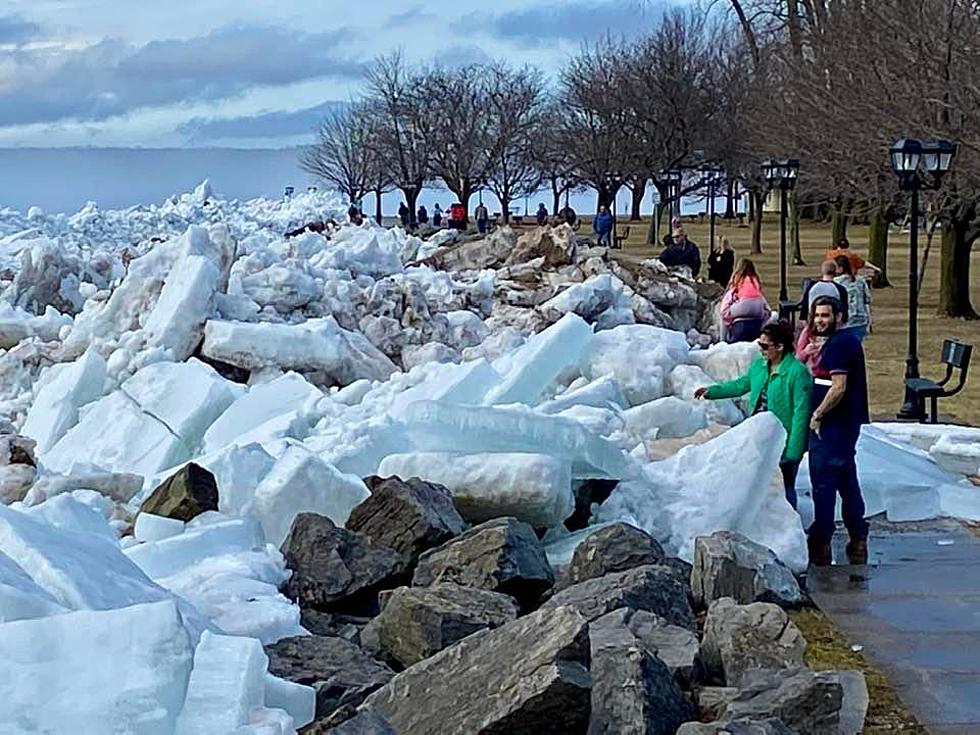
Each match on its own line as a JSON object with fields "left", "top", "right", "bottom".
{"left": 780, "top": 459, "right": 800, "bottom": 509}
{"left": 597, "top": 231, "right": 611, "bottom": 246}
{"left": 728, "top": 318, "right": 764, "bottom": 343}
{"left": 807, "top": 431, "right": 869, "bottom": 544}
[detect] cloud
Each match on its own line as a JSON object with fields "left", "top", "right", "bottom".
{"left": 385, "top": 6, "right": 437, "bottom": 27}
{"left": 177, "top": 100, "right": 348, "bottom": 143}
{"left": 0, "top": 14, "right": 42, "bottom": 44}
{"left": 482, "top": 0, "right": 664, "bottom": 45}
{"left": 0, "top": 24, "right": 365, "bottom": 126}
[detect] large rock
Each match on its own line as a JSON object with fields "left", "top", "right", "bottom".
{"left": 345, "top": 476, "right": 466, "bottom": 566}
{"left": 140, "top": 463, "right": 218, "bottom": 522}
{"left": 588, "top": 610, "right": 695, "bottom": 734}
{"left": 265, "top": 635, "right": 394, "bottom": 720}
{"left": 692, "top": 531, "right": 802, "bottom": 609}
{"left": 315, "top": 711, "right": 396, "bottom": 734}
{"left": 677, "top": 718, "right": 798, "bottom": 735}
{"left": 281, "top": 513, "right": 406, "bottom": 614}
{"left": 369, "top": 583, "right": 518, "bottom": 667}
{"left": 614, "top": 608, "right": 702, "bottom": 687}
{"left": 363, "top": 605, "right": 591, "bottom": 734}
{"left": 723, "top": 667, "right": 849, "bottom": 734}
{"left": 300, "top": 610, "right": 371, "bottom": 645}
{"left": 542, "top": 564, "right": 695, "bottom": 631}
{"left": 700, "top": 598, "right": 807, "bottom": 687}
{"left": 557, "top": 522, "right": 666, "bottom": 591}
{"left": 412, "top": 517, "right": 554, "bottom": 611}
{"left": 694, "top": 686, "right": 740, "bottom": 720}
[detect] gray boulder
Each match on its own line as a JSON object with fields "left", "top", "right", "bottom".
{"left": 623, "top": 609, "right": 702, "bottom": 687}
{"left": 140, "top": 463, "right": 218, "bottom": 522}
{"left": 542, "top": 564, "right": 695, "bottom": 630}
{"left": 281, "top": 513, "right": 406, "bottom": 614}
{"left": 692, "top": 531, "right": 802, "bottom": 609}
{"left": 265, "top": 635, "right": 394, "bottom": 720}
{"left": 300, "top": 610, "right": 371, "bottom": 645}
{"left": 369, "top": 583, "right": 518, "bottom": 667}
{"left": 695, "top": 686, "right": 740, "bottom": 720}
{"left": 588, "top": 611, "right": 695, "bottom": 734}
{"left": 412, "top": 517, "right": 554, "bottom": 610}
{"left": 724, "top": 668, "right": 852, "bottom": 734}
{"left": 701, "top": 598, "right": 807, "bottom": 687}
{"left": 678, "top": 718, "right": 799, "bottom": 735}
{"left": 346, "top": 476, "right": 466, "bottom": 565}
{"left": 556, "top": 522, "right": 666, "bottom": 591}
{"left": 322, "top": 712, "right": 396, "bottom": 733}
{"left": 363, "top": 605, "right": 591, "bottom": 734}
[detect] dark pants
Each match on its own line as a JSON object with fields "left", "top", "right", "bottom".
{"left": 477, "top": 218, "right": 488, "bottom": 234}
{"left": 780, "top": 459, "right": 800, "bottom": 509}
{"left": 807, "top": 431, "right": 869, "bottom": 544}
{"left": 728, "top": 318, "right": 764, "bottom": 343}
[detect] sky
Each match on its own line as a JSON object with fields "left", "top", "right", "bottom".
{"left": 0, "top": 0, "right": 670, "bottom": 149}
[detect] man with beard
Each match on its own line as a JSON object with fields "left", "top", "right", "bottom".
{"left": 806, "top": 296, "right": 870, "bottom": 566}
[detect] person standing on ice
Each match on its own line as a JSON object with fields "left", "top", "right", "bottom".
{"left": 805, "top": 296, "right": 870, "bottom": 566}
{"left": 695, "top": 320, "right": 812, "bottom": 509}
{"left": 719, "top": 258, "right": 770, "bottom": 343}
{"left": 536, "top": 202, "right": 549, "bottom": 226}
{"left": 398, "top": 202, "right": 410, "bottom": 227}
{"left": 475, "top": 202, "right": 489, "bottom": 234}
{"left": 417, "top": 204, "right": 429, "bottom": 225}
{"left": 433, "top": 203, "right": 443, "bottom": 227}
{"left": 593, "top": 205, "right": 614, "bottom": 246}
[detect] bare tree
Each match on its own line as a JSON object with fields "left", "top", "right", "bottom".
{"left": 533, "top": 104, "right": 580, "bottom": 215}
{"left": 300, "top": 104, "right": 374, "bottom": 203}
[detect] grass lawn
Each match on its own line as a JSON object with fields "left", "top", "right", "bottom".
{"left": 614, "top": 216, "right": 980, "bottom": 427}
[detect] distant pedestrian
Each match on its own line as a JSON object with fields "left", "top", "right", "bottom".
{"left": 695, "top": 320, "right": 812, "bottom": 509}
{"left": 593, "top": 205, "right": 614, "bottom": 246}
{"left": 707, "top": 235, "right": 735, "bottom": 287}
{"left": 560, "top": 204, "right": 578, "bottom": 227}
{"left": 658, "top": 227, "right": 701, "bottom": 277}
{"left": 475, "top": 202, "right": 489, "bottom": 234}
{"left": 536, "top": 203, "right": 549, "bottom": 226}
{"left": 800, "top": 260, "right": 849, "bottom": 326}
{"left": 347, "top": 204, "right": 363, "bottom": 226}
{"left": 805, "top": 295, "right": 871, "bottom": 566}
{"left": 720, "top": 258, "right": 770, "bottom": 343}
{"left": 433, "top": 203, "right": 443, "bottom": 227}
{"left": 834, "top": 256, "right": 872, "bottom": 341}
{"left": 417, "top": 204, "right": 429, "bottom": 225}
{"left": 398, "top": 202, "right": 410, "bottom": 227}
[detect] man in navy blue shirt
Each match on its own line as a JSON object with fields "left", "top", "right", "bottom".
{"left": 807, "top": 296, "right": 870, "bottom": 566}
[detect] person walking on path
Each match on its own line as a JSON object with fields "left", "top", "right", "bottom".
{"left": 593, "top": 205, "right": 614, "bottom": 246}
{"left": 417, "top": 204, "right": 429, "bottom": 225}
{"left": 398, "top": 202, "right": 410, "bottom": 227}
{"left": 834, "top": 256, "right": 872, "bottom": 341}
{"left": 720, "top": 258, "right": 770, "bottom": 343}
{"left": 806, "top": 296, "right": 871, "bottom": 566}
{"left": 536, "top": 203, "right": 549, "bottom": 226}
{"left": 658, "top": 227, "right": 702, "bottom": 277}
{"left": 708, "top": 235, "right": 735, "bottom": 287}
{"left": 432, "top": 203, "right": 443, "bottom": 227}
{"left": 695, "top": 320, "right": 813, "bottom": 509}
{"left": 800, "top": 260, "right": 849, "bottom": 326}
{"left": 475, "top": 202, "right": 489, "bottom": 234}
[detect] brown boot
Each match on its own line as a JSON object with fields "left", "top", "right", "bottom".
{"left": 846, "top": 538, "right": 868, "bottom": 565}
{"left": 808, "top": 536, "right": 832, "bottom": 566}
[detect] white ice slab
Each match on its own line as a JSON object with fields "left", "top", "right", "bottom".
{"left": 537, "top": 374, "right": 627, "bottom": 414}
{"left": 135, "top": 513, "right": 187, "bottom": 543}
{"left": 666, "top": 364, "right": 745, "bottom": 426}
{"left": 687, "top": 340, "right": 758, "bottom": 383}
{"left": 620, "top": 396, "right": 709, "bottom": 442}
{"left": 0, "top": 549, "right": 68, "bottom": 622}
{"left": 263, "top": 674, "right": 316, "bottom": 730}
{"left": 378, "top": 452, "right": 574, "bottom": 527}
{"left": 388, "top": 357, "right": 502, "bottom": 419}
{"left": 126, "top": 518, "right": 264, "bottom": 580}
{"left": 0, "top": 600, "right": 193, "bottom": 734}
{"left": 143, "top": 254, "right": 219, "bottom": 360}
{"left": 24, "top": 493, "right": 116, "bottom": 542}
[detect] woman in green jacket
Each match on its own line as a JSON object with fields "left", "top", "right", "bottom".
{"left": 695, "top": 320, "right": 813, "bottom": 509}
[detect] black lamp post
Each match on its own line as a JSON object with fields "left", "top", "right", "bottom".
{"left": 761, "top": 158, "right": 800, "bottom": 308}
{"left": 890, "top": 138, "right": 956, "bottom": 419}
{"left": 605, "top": 171, "right": 624, "bottom": 246}
{"left": 667, "top": 169, "right": 682, "bottom": 223}
{"left": 701, "top": 163, "right": 726, "bottom": 251}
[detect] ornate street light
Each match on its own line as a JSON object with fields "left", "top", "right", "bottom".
{"left": 604, "top": 171, "right": 625, "bottom": 247}
{"left": 701, "top": 163, "right": 726, "bottom": 255}
{"left": 761, "top": 158, "right": 800, "bottom": 309}
{"left": 889, "top": 138, "right": 957, "bottom": 419}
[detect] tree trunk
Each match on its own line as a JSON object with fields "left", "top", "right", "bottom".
{"left": 724, "top": 178, "right": 736, "bottom": 219}
{"left": 830, "top": 205, "right": 847, "bottom": 245}
{"left": 500, "top": 188, "right": 512, "bottom": 224}
{"left": 867, "top": 207, "right": 890, "bottom": 287}
{"left": 751, "top": 191, "right": 765, "bottom": 254}
{"left": 939, "top": 215, "right": 979, "bottom": 318}
{"left": 401, "top": 185, "right": 421, "bottom": 227}
{"left": 629, "top": 179, "right": 646, "bottom": 221}
{"left": 748, "top": 189, "right": 756, "bottom": 222}
{"left": 374, "top": 186, "right": 383, "bottom": 225}
{"left": 551, "top": 178, "right": 561, "bottom": 216}
{"left": 648, "top": 182, "right": 670, "bottom": 245}
{"left": 789, "top": 190, "right": 805, "bottom": 265}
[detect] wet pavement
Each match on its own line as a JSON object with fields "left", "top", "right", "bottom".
{"left": 807, "top": 519, "right": 980, "bottom": 733}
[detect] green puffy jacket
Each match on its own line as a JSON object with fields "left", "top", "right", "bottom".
{"left": 705, "top": 353, "right": 813, "bottom": 462}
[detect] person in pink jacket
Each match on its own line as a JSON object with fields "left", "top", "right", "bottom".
{"left": 720, "top": 258, "right": 770, "bottom": 342}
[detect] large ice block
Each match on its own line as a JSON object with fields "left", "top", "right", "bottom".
{"left": 537, "top": 374, "right": 627, "bottom": 414}
{"left": 203, "top": 372, "right": 322, "bottom": 455}
{"left": 378, "top": 452, "right": 574, "bottom": 526}
{"left": 143, "top": 254, "right": 219, "bottom": 360}
{"left": 483, "top": 312, "right": 594, "bottom": 406}
{"left": 135, "top": 512, "right": 186, "bottom": 543}
{"left": 620, "top": 396, "right": 709, "bottom": 442}
{"left": 263, "top": 674, "right": 316, "bottom": 730}
{"left": 666, "top": 363, "right": 745, "bottom": 426}
{"left": 21, "top": 348, "right": 107, "bottom": 454}
{"left": 0, "top": 549, "right": 68, "bottom": 622}
{"left": 125, "top": 518, "right": 264, "bottom": 580}
{"left": 687, "top": 340, "right": 758, "bottom": 383}
{"left": 176, "top": 631, "right": 268, "bottom": 735}
{"left": 24, "top": 493, "right": 117, "bottom": 542}
{"left": 0, "top": 600, "right": 193, "bottom": 734}
{"left": 251, "top": 445, "right": 370, "bottom": 546}
{"left": 388, "top": 357, "right": 502, "bottom": 418}
{"left": 202, "top": 317, "right": 397, "bottom": 385}
{"left": 402, "top": 400, "right": 629, "bottom": 479}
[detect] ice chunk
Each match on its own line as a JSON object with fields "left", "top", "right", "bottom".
{"left": 203, "top": 372, "right": 322, "bottom": 455}
{"left": 666, "top": 364, "right": 745, "bottom": 426}
{"left": 389, "top": 358, "right": 502, "bottom": 419}
{"left": 378, "top": 452, "right": 573, "bottom": 526}
{"left": 620, "top": 396, "right": 709, "bottom": 442}
{"left": 202, "top": 317, "right": 397, "bottom": 385}
{"left": 483, "top": 313, "right": 594, "bottom": 406}
{"left": 135, "top": 513, "right": 186, "bottom": 543}
{"left": 251, "top": 446, "right": 370, "bottom": 546}
{"left": 541, "top": 522, "right": 619, "bottom": 570}
{"left": 0, "top": 549, "right": 68, "bottom": 622}
{"left": 203, "top": 442, "right": 277, "bottom": 515}
{"left": 263, "top": 675, "right": 315, "bottom": 730}
{"left": 581, "top": 324, "right": 691, "bottom": 407}
{"left": 125, "top": 518, "right": 264, "bottom": 580}
{"left": 540, "top": 273, "right": 634, "bottom": 325}
{"left": 21, "top": 348, "right": 107, "bottom": 454}
{"left": 24, "top": 493, "right": 116, "bottom": 541}
{"left": 176, "top": 631, "right": 267, "bottom": 734}
{"left": 445, "top": 309, "right": 489, "bottom": 349}
{"left": 402, "top": 401, "right": 629, "bottom": 479}
{"left": 537, "top": 374, "right": 627, "bottom": 414}
{"left": 143, "top": 254, "right": 219, "bottom": 360}
{"left": 688, "top": 340, "right": 758, "bottom": 383}
{"left": 333, "top": 378, "right": 373, "bottom": 406}
{"left": 0, "top": 600, "right": 193, "bottom": 734}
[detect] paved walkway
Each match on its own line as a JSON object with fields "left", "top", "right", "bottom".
{"left": 808, "top": 519, "right": 980, "bottom": 734}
